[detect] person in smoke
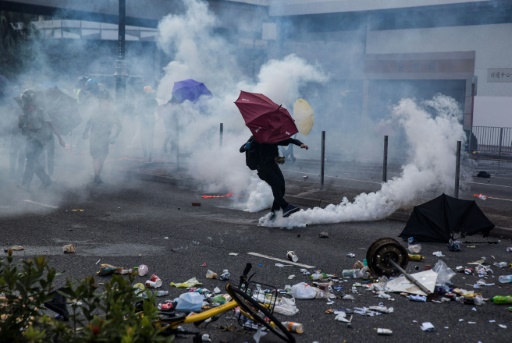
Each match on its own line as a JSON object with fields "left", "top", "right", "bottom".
{"left": 240, "top": 136, "right": 309, "bottom": 219}
{"left": 82, "top": 89, "right": 122, "bottom": 184}
{"left": 17, "top": 89, "right": 65, "bottom": 190}
{"left": 1, "top": 80, "right": 25, "bottom": 182}
{"left": 139, "top": 85, "right": 158, "bottom": 162}
{"left": 161, "top": 96, "right": 179, "bottom": 155}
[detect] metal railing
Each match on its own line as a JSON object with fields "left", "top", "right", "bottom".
{"left": 468, "top": 126, "right": 512, "bottom": 157}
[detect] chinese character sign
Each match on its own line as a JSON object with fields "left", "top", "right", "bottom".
{"left": 488, "top": 68, "right": 512, "bottom": 82}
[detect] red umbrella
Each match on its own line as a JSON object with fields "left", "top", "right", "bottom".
{"left": 235, "top": 91, "right": 298, "bottom": 144}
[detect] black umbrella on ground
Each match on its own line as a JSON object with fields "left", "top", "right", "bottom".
{"left": 399, "top": 193, "right": 495, "bottom": 242}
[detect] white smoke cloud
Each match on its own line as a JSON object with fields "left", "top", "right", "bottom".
{"left": 260, "top": 94, "right": 467, "bottom": 227}
{"left": 155, "top": 0, "right": 328, "bottom": 199}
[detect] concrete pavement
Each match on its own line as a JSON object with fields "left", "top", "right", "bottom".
{"left": 118, "top": 158, "right": 512, "bottom": 240}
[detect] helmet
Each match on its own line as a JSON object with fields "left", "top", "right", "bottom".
{"left": 143, "top": 85, "right": 154, "bottom": 94}
{"left": 86, "top": 78, "right": 99, "bottom": 91}
{"left": 76, "top": 76, "right": 89, "bottom": 89}
{"left": 20, "top": 89, "right": 37, "bottom": 108}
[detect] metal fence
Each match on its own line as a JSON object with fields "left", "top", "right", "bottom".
{"left": 469, "top": 126, "right": 512, "bottom": 156}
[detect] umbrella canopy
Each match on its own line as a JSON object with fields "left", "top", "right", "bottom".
{"left": 399, "top": 193, "right": 495, "bottom": 242}
{"left": 235, "top": 90, "right": 298, "bottom": 144}
{"left": 37, "top": 87, "right": 81, "bottom": 135}
{"left": 293, "top": 98, "right": 314, "bottom": 136}
{"left": 171, "top": 79, "right": 212, "bottom": 103}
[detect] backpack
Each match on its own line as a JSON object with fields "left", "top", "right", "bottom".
{"left": 245, "top": 140, "right": 262, "bottom": 170}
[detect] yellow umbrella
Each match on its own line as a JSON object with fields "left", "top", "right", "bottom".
{"left": 293, "top": 98, "right": 314, "bottom": 136}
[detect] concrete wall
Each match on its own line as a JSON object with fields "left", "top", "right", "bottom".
{"left": 366, "top": 23, "right": 512, "bottom": 127}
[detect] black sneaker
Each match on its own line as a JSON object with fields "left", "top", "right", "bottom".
{"left": 269, "top": 212, "right": 276, "bottom": 221}
{"left": 283, "top": 204, "right": 300, "bottom": 218}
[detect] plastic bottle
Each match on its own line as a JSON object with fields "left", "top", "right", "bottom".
{"left": 342, "top": 269, "right": 361, "bottom": 278}
{"left": 408, "top": 254, "right": 425, "bottom": 261}
{"left": 493, "top": 262, "right": 508, "bottom": 268}
{"left": 498, "top": 275, "right": 512, "bottom": 283}
{"left": 309, "top": 272, "right": 328, "bottom": 280}
{"left": 282, "top": 321, "right": 304, "bottom": 334}
{"left": 492, "top": 296, "right": 512, "bottom": 304}
{"left": 219, "top": 269, "right": 230, "bottom": 281}
{"left": 155, "top": 290, "right": 169, "bottom": 297}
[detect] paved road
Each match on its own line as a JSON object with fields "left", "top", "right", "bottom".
{"left": 1, "top": 171, "right": 511, "bottom": 343}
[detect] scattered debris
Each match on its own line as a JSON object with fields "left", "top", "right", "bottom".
{"left": 318, "top": 231, "right": 329, "bottom": 238}
{"left": 247, "top": 252, "right": 315, "bottom": 268}
{"left": 5, "top": 245, "right": 24, "bottom": 252}
{"left": 62, "top": 244, "right": 76, "bottom": 254}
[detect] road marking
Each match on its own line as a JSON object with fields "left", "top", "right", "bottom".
{"left": 23, "top": 200, "right": 58, "bottom": 209}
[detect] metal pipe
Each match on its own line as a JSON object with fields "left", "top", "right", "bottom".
{"left": 388, "top": 259, "right": 432, "bottom": 296}
{"left": 498, "top": 127, "right": 503, "bottom": 158}
{"left": 219, "top": 123, "right": 223, "bottom": 147}
{"left": 383, "top": 135, "right": 388, "bottom": 182}
{"left": 454, "top": 141, "right": 461, "bottom": 198}
{"left": 115, "top": 0, "right": 127, "bottom": 104}
{"left": 320, "top": 131, "right": 325, "bottom": 189}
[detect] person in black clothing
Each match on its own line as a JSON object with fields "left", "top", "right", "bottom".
{"left": 240, "top": 136, "right": 309, "bottom": 219}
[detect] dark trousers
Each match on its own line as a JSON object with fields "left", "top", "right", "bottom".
{"left": 22, "top": 139, "right": 52, "bottom": 187}
{"left": 257, "top": 163, "right": 288, "bottom": 212}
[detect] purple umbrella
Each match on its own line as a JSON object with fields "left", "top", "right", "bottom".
{"left": 171, "top": 79, "right": 212, "bottom": 103}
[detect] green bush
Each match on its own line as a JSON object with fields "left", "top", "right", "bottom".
{"left": 0, "top": 251, "right": 173, "bottom": 342}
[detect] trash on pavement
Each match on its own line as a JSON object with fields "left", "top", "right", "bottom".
{"left": 385, "top": 270, "right": 437, "bottom": 296}
{"left": 369, "top": 304, "right": 394, "bottom": 313}
{"left": 319, "top": 231, "right": 329, "bottom": 238}
{"left": 287, "top": 251, "right": 299, "bottom": 262}
{"left": 421, "top": 322, "right": 435, "bottom": 331}
{"left": 247, "top": 252, "right": 315, "bottom": 268}
{"left": 170, "top": 277, "right": 203, "bottom": 288}
{"left": 432, "top": 260, "right": 456, "bottom": 285}
{"left": 408, "top": 243, "right": 422, "bottom": 254}
{"left": 97, "top": 263, "right": 132, "bottom": 276}
{"left": 137, "top": 264, "right": 149, "bottom": 276}
{"left": 408, "top": 254, "right": 425, "bottom": 261}
{"left": 493, "top": 261, "right": 508, "bottom": 268}
{"left": 282, "top": 321, "right": 304, "bottom": 333}
{"left": 205, "top": 269, "right": 218, "bottom": 279}
{"left": 253, "top": 326, "right": 267, "bottom": 343}
{"left": 334, "top": 311, "right": 351, "bottom": 322}
{"left": 408, "top": 295, "right": 427, "bottom": 302}
{"left": 274, "top": 297, "right": 299, "bottom": 316}
{"left": 175, "top": 292, "right": 204, "bottom": 313}
{"left": 290, "top": 282, "right": 318, "bottom": 299}
{"left": 219, "top": 269, "right": 230, "bottom": 281}
{"left": 468, "top": 257, "right": 486, "bottom": 265}
{"left": 5, "top": 245, "right": 24, "bottom": 252}
{"left": 448, "top": 239, "right": 461, "bottom": 251}
{"left": 62, "top": 244, "right": 76, "bottom": 253}
{"left": 377, "top": 328, "right": 393, "bottom": 335}
{"left": 145, "top": 274, "right": 163, "bottom": 288}
{"left": 492, "top": 295, "right": 512, "bottom": 304}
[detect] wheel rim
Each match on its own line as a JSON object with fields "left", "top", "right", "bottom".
{"left": 366, "top": 237, "right": 408, "bottom": 276}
